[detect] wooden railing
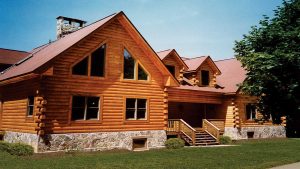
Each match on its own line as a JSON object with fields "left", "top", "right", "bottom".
{"left": 167, "top": 119, "right": 196, "bottom": 145}
{"left": 207, "top": 119, "right": 225, "bottom": 132}
{"left": 202, "top": 119, "right": 220, "bottom": 142}
{"left": 167, "top": 119, "right": 181, "bottom": 133}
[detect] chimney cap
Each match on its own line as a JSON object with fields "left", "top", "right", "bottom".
{"left": 56, "top": 16, "right": 87, "bottom": 24}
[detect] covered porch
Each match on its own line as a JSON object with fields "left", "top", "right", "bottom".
{"left": 166, "top": 88, "right": 226, "bottom": 145}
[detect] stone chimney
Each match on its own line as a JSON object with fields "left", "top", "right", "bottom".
{"left": 56, "top": 16, "right": 87, "bottom": 39}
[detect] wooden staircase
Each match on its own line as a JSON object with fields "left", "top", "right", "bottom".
{"left": 167, "top": 119, "right": 224, "bottom": 146}
{"left": 181, "top": 130, "right": 219, "bottom": 146}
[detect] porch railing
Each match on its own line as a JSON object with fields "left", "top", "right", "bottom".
{"left": 167, "top": 119, "right": 196, "bottom": 145}
{"left": 206, "top": 119, "right": 225, "bottom": 132}
{"left": 202, "top": 119, "right": 220, "bottom": 142}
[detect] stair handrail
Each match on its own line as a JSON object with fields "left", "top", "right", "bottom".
{"left": 202, "top": 119, "right": 220, "bottom": 142}
{"left": 179, "top": 119, "right": 196, "bottom": 145}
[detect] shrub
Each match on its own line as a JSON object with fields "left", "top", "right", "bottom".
{"left": 0, "top": 141, "right": 10, "bottom": 152}
{"left": 0, "top": 142, "right": 34, "bottom": 156}
{"left": 7, "top": 143, "right": 34, "bottom": 156}
{"left": 219, "top": 136, "right": 232, "bottom": 144}
{"left": 165, "top": 138, "right": 185, "bottom": 149}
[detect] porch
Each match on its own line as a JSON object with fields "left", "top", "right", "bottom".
{"left": 166, "top": 119, "right": 225, "bottom": 146}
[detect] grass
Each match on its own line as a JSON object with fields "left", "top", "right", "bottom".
{"left": 0, "top": 138, "right": 300, "bottom": 169}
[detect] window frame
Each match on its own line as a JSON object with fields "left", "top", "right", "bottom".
{"left": 166, "top": 65, "right": 176, "bottom": 77}
{"left": 27, "top": 96, "right": 34, "bottom": 117}
{"left": 200, "top": 70, "right": 210, "bottom": 86}
{"left": 124, "top": 97, "right": 149, "bottom": 122}
{"left": 245, "top": 104, "right": 257, "bottom": 121}
{"left": 70, "top": 42, "right": 107, "bottom": 78}
{"left": 122, "top": 47, "right": 150, "bottom": 82}
{"left": 70, "top": 95, "right": 102, "bottom": 123}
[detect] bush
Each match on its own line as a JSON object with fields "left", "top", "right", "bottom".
{"left": 7, "top": 143, "right": 34, "bottom": 156}
{"left": 0, "top": 141, "right": 10, "bottom": 152}
{"left": 0, "top": 142, "right": 34, "bottom": 156}
{"left": 219, "top": 136, "right": 232, "bottom": 144}
{"left": 165, "top": 138, "right": 185, "bottom": 149}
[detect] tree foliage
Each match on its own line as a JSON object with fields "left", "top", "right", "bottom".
{"left": 234, "top": 0, "right": 300, "bottom": 126}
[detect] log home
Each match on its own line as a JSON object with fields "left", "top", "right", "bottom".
{"left": 0, "top": 12, "right": 286, "bottom": 152}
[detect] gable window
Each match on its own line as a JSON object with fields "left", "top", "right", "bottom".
{"left": 71, "top": 96, "right": 100, "bottom": 121}
{"left": 72, "top": 44, "right": 106, "bottom": 77}
{"left": 201, "top": 70, "right": 210, "bottom": 86}
{"left": 123, "top": 48, "right": 148, "bottom": 80}
{"left": 27, "top": 96, "right": 34, "bottom": 116}
{"left": 125, "top": 98, "right": 147, "bottom": 120}
{"left": 246, "top": 104, "right": 257, "bottom": 120}
{"left": 166, "top": 65, "right": 175, "bottom": 76}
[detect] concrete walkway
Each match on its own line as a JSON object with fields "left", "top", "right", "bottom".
{"left": 270, "top": 162, "right": 300, "bottom": 169}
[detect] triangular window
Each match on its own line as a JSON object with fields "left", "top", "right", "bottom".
{"left": 138, "top": 65, "right": 148, "bottom": 80}
{"left": 123, "top": 48, "right": 148, "bottom": 81}
{"left": 72, "top": 57, "right": 88, "bottom": 75}
{"left": 72, "top": 44, "right": 106, "bottom": 77}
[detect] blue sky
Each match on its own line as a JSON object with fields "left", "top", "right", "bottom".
{"left": 0, "top": 0, "right": 282, "bottom": 60}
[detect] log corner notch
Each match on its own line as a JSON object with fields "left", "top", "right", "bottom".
{"left": 231, "top": 99, "right": 241, "bottom": 129}
{"left": 281, "top": 116, "right": 287, "bottom": 127}
{"left": 163, "top": 87, "right": 168, "bottom": 130}
{"left": 34, "top": 92, "right": 47, "bottom": 136}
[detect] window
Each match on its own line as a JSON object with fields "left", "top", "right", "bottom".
{"left": 72, "top": 44, "right": 106, "bottom": 77}
{"left": 125, "top": 98, "right": 147, "bottom": 120}
{"left": 71, "top": 96, "right": 100, "bottom": 121}
{"left": 166, "top": 65, "right": 175, "bottom": 76}
{"left": 246, "top": 104, "right": 257, "bottom": 120}
{"left": 201, "top": 70, "right": 210, "bottom": 86}
{"left": 27, "top": 96, "right": 34, "bottom": 116}
{"left": 123, "top": 48, "right": 148, "bottom": 80}
{"left": 72, "top": 57, "right": 88, "bottom": 75}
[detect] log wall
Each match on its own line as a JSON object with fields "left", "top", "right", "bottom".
{"left": 40, "top": 19, "right": 166, "bottom": 134}
{"left": 0, "top": 79, "right": 40, "bottom": 133}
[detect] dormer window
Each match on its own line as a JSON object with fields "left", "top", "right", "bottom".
{"left": 123, "top": 48, "right": 149, "bottom": 81}
{"left": 201, "top": 70, "right": 209, "bottom": 86}
{"left": 72, "top": 44, "right": 106, "bottom": 77}
{"left": 166, "top": 65, "right": 175, "bottom": 76}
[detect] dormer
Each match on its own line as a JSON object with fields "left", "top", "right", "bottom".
{"left": 183, "top": 56, "right": 221, "bottom": 87}
{"left": 157, "top": 49, "right": 188, "bottom": 80}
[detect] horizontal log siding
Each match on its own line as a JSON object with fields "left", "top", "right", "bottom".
{"left": 42, "top": 19, "right": 165, "bottom": 134}
{"left": 168, "top": 88, "right": 222, "bottom": 104}
{"left": 0, "top": 79, "right": 40, "bottom": 133}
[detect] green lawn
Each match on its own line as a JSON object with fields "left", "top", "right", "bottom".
{"left": 0, "top": 139, "right": 300, "bottom": 169}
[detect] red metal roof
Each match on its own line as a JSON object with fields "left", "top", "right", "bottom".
{"left": 156, "top": 49, "right": 172, "bottom": 60}
{"left": 0, "top": 48, "right": 29, "bottom": 65}
{"left": 183, "top": 56, "right": 208, "bottom": 71}
{"left": 214, "top": 58, "right": 246, "bottom": 93}
{"left": 0, "top": 12, "right": 119, "bottom": 81}
{"left": 177, "top": 58, "right": 246, "bottom": 93}
{"left": 156, "top": 49, "right": 188, "bottom": 70}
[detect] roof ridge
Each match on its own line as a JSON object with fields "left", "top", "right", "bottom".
{"left": 156, "top": 49, "right": 172, "bottom": 53}
{"left": 214, "top": 57, "right": 236, "bottom": 62}
{"left": 184, "top": 55, "right": 208, "bottom": 61}
{"left": 28, "top": 12, "right": 119, "bottom": 60}
{"left": 0, "top": 48, "right": 29, "bottom": 54}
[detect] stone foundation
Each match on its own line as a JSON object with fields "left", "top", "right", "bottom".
{"left": 224, "top": 126, "right": 286, "bottom": 140}
{"left": 3, "top": 131, "right": 39, "bottom": 152}
{"left": 3, "top": 130, "right": 166, "bottom": 153}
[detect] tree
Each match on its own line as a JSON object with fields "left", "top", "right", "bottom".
{"left": 234, "top": 0, "right": 300, "bottom": 136}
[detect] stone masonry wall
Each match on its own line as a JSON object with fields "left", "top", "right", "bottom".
{"left": 4, "top": 130, "right": 166, "bottom": 153}
{"left": 224, "top": 126, "right": 286, "bottom": 140}
{"left": 38, "top": 130, "right": 166, "bottom": 152}
{"left": 3, "top": 131, "right": 39, "bottom": 152}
